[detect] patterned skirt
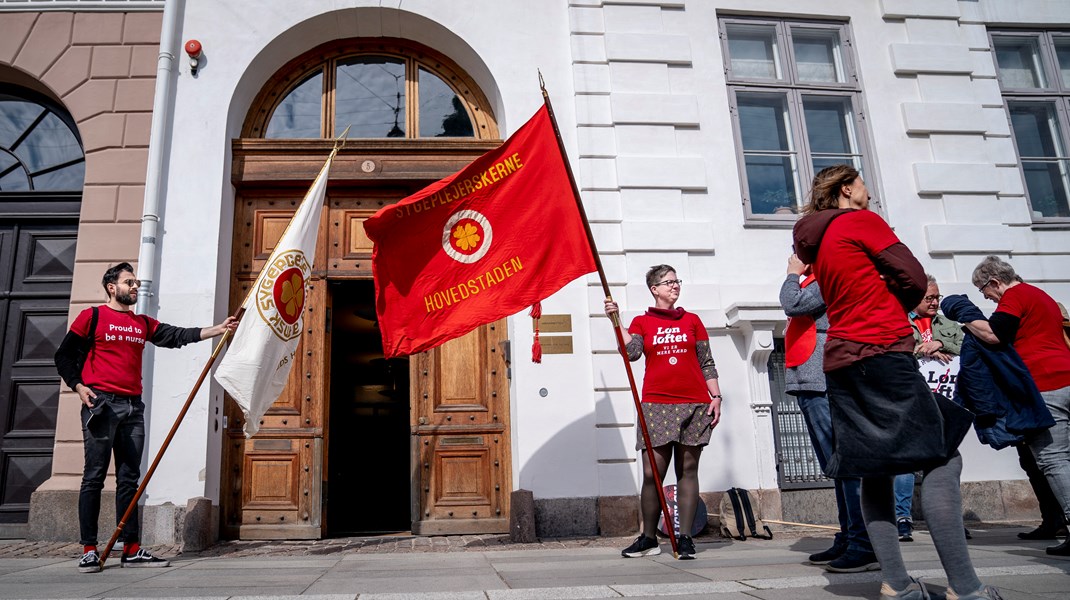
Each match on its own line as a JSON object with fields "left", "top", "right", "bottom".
{"left": 636, "top": 402, "right": 714, "bottom": 450}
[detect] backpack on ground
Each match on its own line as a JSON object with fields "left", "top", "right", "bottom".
{"left": 718, "top": 487, "right": 773, "bottom": 541}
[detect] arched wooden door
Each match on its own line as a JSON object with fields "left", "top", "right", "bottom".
{"left": 221, "top": 39, "right": 511, "bottom": 539}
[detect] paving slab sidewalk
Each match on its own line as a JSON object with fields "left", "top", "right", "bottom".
{"left": 0, "top": 525, "right": 1067, "bottom": 599}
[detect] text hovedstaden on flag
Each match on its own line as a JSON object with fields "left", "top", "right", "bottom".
{"left": 363, "top": 104, "right": 597, "bottom": 358}
{"left": 214, "top": 153, "right": 334, "bottom": 437}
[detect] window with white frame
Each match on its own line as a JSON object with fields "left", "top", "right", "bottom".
{"left": 719, "top": 17, "right": 874, "bottom": 222}
{"left": 992, "top": 31, "right": 1070, "bottom": 220}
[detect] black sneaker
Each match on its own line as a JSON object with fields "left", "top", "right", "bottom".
{"left": 824, "top": 549, "right": 881, "bottom": 573}
{"left": 621, "top": 534, "right": 661, "bottom": 558}
{"left": 807, "top": 542, "right": 847, "bottom": 565}
{"left": 78, "top": 550, "right": 101, "bottom": 573}
{"left": 676, "top": 535, "right": 696, "bottom": 559}
{"left": 120, "top": 548, "right": 170, "bottom": 568}
{"left": 898, "top": 518, "right": 914, "bottom": 542}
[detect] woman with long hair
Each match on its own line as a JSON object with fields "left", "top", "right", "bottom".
{"left": 792, "top": 165, "right": 1000, "bottom": 600}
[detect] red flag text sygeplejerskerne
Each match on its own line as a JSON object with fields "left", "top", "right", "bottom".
{"left": 363, "top": 105, "right": 596, "bottom": 357}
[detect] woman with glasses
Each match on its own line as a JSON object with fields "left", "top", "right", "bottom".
{"left": 964, "top": 256, "right": 1070, "bottom": 556}
{"left": 604, "top": 264, "right": 722, "bottom": 560}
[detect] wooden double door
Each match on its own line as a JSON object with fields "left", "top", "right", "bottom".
{"left": 221, "top": 183, "right": 512, "bottom": 539}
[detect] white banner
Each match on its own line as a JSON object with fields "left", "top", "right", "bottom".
{"left": 918, "top": 355, "right": 960, "bottom": 402}
{"left": 215, "top": 153, "right": 333, "bottom": 437}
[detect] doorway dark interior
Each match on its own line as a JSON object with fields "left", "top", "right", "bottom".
{"left": 327, "top": 280, "right": 411, "bottom": 535}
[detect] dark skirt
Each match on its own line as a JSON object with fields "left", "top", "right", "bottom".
{"left": 825, "top": 351, "right": 974, "bottom": 478}
{"left": 636, "top": 402, "right": 714, "bottom": 450}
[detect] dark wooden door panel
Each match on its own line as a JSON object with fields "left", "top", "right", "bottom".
{"left": 0, "top": 220, "right": 76, "bottom": 525}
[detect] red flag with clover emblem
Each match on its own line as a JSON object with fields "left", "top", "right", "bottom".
{"left": 363, "top": 105, "right": 597, "bottom": 358}
{"left": 215, "top": 152, "right": 333, "bottom": 437}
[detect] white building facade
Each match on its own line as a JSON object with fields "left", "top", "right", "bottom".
{"left": 2, "top": 0, "right": 1068, "bottom": 543}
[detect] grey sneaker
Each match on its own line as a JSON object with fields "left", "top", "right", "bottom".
{"left": 880, "top": 577, "right": 931, "bottom": 599}
{"left": 77, "top": 550, "right": 102, "bottom": 573}
{"left": 947, "top": 585, "right": 1005, "bottom": 600}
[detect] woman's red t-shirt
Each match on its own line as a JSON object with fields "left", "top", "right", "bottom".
{"left": 71, "top": 305, "right": 160, "bottom": 395}
{"left": 813, "top": 210, "right": 913, "bottom": 345}
{"left": 629, "top": 309, "right": 711, "bottom": 404}
{"left": 995, "top": 283, "right": 1070, "bottom": 392}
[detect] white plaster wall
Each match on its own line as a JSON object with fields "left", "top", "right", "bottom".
{"left": 140, "top": 0, "right": 1070, "bottom": 510}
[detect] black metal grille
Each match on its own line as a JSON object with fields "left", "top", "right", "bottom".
{"left": 767, "top": 338, "right": 832, "bottom": 489}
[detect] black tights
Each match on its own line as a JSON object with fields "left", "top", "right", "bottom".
{"left": 641, "top": 443, "right": 703, "bottom": 538}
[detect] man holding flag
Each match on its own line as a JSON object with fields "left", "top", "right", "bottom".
{"left": 54, "top": 263, "right": 237, "bottom": 573}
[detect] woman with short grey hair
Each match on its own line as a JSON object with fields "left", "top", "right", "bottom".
{"left": 964, "top": 255, "right": 1070, "bottom": 556}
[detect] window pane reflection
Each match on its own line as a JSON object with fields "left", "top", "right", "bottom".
{"left": 14, "top": 112, "right": 83, "bottom": 173}
{"left": 792, "top": 28, "right": 843, "bottom": 83}
{"left": 994, "top": 37, "right": 1048, "bottom": 89}
{"left": 1022, "top": 161, "right": 1070, "bottom": 218}
{"left": 0, "top": 149, "right": 29, "bottom": 191}
{"left": 1055, "top": 38, "right": 1070, "bottom": 88}
{"left": 418, "top": 68, "right": 474, "bottom": 137}
{"left": 0, "top": 99, "right": 44, "bottom": 147}
{"left": 726, "top": 23, "right": 782, "bottom": 80}
{"left": 0, "top": 91, "right": 84, "bottom": 192}
{"left": 32, "top": 162, "right": 85, "bottom": 191}
{"left": 744, "top": 155, "right": 799, "bottom": 214}
{"left": 1009, "top": 102, "right": 1066, "bottom": 158}
{"left": 335, "top": 57, "right": 406, "bottom": 138}
{"left": 737, "top": 93, "right": 792, "bottom": 151}
{"left": 266, "top": 71, "right": 323, "bottom": 138}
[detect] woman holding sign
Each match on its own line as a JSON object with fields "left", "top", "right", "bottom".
{"left": 604, "top": 264, "right": 721, "bottom": 560}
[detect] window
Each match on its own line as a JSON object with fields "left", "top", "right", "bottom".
{"left": 247, "top": 40, "right": 490, "bottom": 140}
{"left": 992, "top": 31, "right": 1070, "bottom": 220}
{"left": 0, "top": 89, "right": 84, "bottom": 192}
{"left": 720, "top": 17, "right": 873, "bottom": 222}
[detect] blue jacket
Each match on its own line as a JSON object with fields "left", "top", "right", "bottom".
{"left": 941, "top": 294, "right": 1053, "bottom": 449}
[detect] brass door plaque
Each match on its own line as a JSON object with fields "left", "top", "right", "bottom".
{"left": 538, "top": 335, "right": 573, "bottom": 355}
{"left": 534, "top": 314, "right": 572, "bottom": 333}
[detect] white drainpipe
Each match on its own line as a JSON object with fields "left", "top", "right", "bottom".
{"left": 136, "top": 0, "right": 185, "bottom": 313}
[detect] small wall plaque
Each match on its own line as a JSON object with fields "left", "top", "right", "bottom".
{"left": 539, "top": 335, "right": 573, "bottom": 355}
{"left": 535, "top": 314, "right": 572, "bottom": 333}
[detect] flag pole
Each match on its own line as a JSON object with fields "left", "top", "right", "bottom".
{"left": 100, "top": 141, "right": 343, "bottom": 567}
{"left": 538, "top": 72, "right": 679, "bottom": 558}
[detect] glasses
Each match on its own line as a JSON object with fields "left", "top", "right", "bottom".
{"left": 121, "top": 278, "right": 142, "bottom": 287}
{"left": 977, "top": 280, "right": 994, "bottom": 294}
{"left": 654, "top": 279, "right": 683, "bottom": 288}
{"left": 922, "top": 294, "right": 942, "bottom": 303}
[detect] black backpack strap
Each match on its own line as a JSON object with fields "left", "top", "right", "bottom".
{"left": 89, "top": 306, "right": 99, "bottom": 348}
{"left": 737, "top": 488, "right": 758, "bottom": 537}
{"left": 727, "top": 488, "right": 746, "bottom": 540}
{"left": 737, "top": 489, "right": 774, "bottom": 539}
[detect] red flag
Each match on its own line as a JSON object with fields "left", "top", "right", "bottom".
{"left": 363, "top": 105, "right": 597, "bottom": 358}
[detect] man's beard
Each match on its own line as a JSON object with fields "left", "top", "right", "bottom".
{"left": 115, "top": 291, "right": 137, "bottom": 306}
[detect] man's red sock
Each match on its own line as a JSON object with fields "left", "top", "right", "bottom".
{"left": 124, "top": 542, "right": 140, "bottom": 556}
{"left": 84, "top": 545, "right": 97, "bottom": 555}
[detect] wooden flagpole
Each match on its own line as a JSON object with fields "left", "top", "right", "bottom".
{"left": 539, "top": 73, "right": 679, "bottom": 558}
{"left": 99, "top": 136, "right": 348, "bottom": 567}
